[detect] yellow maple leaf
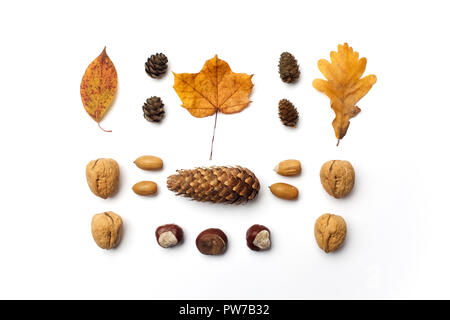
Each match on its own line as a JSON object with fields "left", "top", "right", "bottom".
{"left": 313, "top": 43, "right": 377, "bottom": 144}
{"left": 80, "top": 47, "right": 118, "bottom": 132}
{"left": 173, "top": 55, "right": 254, "bottom": 159}
{"left": 173, "top": 55, "right": 253, "bottom": 117}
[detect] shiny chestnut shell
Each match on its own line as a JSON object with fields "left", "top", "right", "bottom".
{"left": 246, "top": 224, "right": 271, "bottom": 251}
{"left": 196, "top": 228, "right": 228, "bottom": 255}
{"left": 155, "top": 224, "right": 183, "bottom": 248}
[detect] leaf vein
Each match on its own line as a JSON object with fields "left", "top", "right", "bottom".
{"left": 176, "top": 75, "right": 216, "bottom": 109}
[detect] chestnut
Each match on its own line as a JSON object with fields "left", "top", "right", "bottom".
{"left": 246, "top": 224, "right": 271, "bottom": 251}
{"left": 155, "top": 224, "right": 183, "bottom": 248}
{"left": 196, "top": 228, "right": 228, "bottom": 255}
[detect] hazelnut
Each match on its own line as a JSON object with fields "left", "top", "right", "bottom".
{"left": 155, "top": 224, "right": 184, "bottom": 248}
{"left": 196, "top": 228, "right": 228, "bottom": 255}
{"left": 314, "top": 213, "right": 347, "bottom": 253}
{"left": 91, "top": 211, "right": 123, "bottom": 250}
{"left": 246, "top": 224, "right": 271, "bottom": 251}
{"left": 320, "top": 160, "right": 355, "bottom": 198}
{"left": 134, "top": 155, "right": 163, "bottom": 170}
{"left": 86, "top": 158, "right": 119, "bottom": 199}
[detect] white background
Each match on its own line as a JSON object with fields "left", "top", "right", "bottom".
{"left": 0, "top": 0, "right": 447, "bottom": 299}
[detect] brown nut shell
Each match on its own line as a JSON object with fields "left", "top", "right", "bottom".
{"left": 196, "top": 228, "right": 228, "bottom": 255}
{"left": 314, "top": 213, "right": 347, "bottom": 253}
{"left": 134, "top": 155, "right": 163, "bottom": 170}
{"left": 246, "top": 225, "right": 271, "bottom": 251}
{"left": 155, "top": 224, "right": 184, "bottom": 248}
{"left": 269, "top": 183, "right": 298, "bottom": 200}
{"left": 86, "top": 158, "right": 119, "bottom": 199}
{"left": 275, "top": 159, "right": 302, "bottom": 176}
{"left": 132, "top": 181, "right": 158, "bottom": 195}
{"left": 91, "top": 211, "right": 123, "bottom": 250}
{"left": 320, "top": 160, "right": 355, "bottom": 198}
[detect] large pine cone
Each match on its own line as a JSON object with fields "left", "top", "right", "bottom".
{"left": 279, "top": 52, "right": 300, "bottom": 83}
{"left": 143, "top": 96, "right": 165, "bottom": 122}
{"left": 167, "top": 166, "right": 260, "bottom": 204}
{"left": 279, "top": 99, "right": 299, "bottom": 127}
{"left": 145, "top": 53, "right": 168, "bottom": 78}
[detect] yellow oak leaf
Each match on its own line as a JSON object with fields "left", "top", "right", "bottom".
{"left": 173, "top": 55, "right": 253, "bottom": 118}
{"left": 313, "top": 43, "right": 377, "bottom": 144}
{"left": 80, "top": 47, "right": 117, "bottom": 132}
{"left": 173, "top": 55, "right": 254, "bottom": 159}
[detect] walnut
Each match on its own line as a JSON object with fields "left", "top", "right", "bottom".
{"left": 314, "top": 214, "right": 347, "bottom": 253}
{"left": 91, "top": 211, "right": 123, "bottom": 250}
{"left": 86, "top": 158, "right": 119, "bottom": 199}
{"left": 320, "top": 160, "right": 355, "bottom": 198}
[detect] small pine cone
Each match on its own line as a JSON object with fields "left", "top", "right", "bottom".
{"left": 279, "top": 99, "right": 299, "bottom": 127}
{"left": 279, "top": 52, "right": 300, "bottom": 83}
{"left": 167, "top": 166, "right": 260, "bottom": 204}
{"left": 143, "top": 96, "right": 165, "bottom": 122}
{"left": 145, "top": 53, "right": 168, "bottom": 78}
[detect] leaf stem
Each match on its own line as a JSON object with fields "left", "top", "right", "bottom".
{"left": 98, "top": 122, "right": 112, "bottom": 132}
{"left": 209, "top": 110, "right": 218, "bottom": 160}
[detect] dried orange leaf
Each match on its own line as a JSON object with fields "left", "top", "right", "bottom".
{"left": 80, "top": 47, "right": 117, "bottom": 132}
{"left": 173, "top": 55, "right": 253, "bottom": 118}
{"left": 173, "top": 55, "right": 254, "bottom": 159}
{"left": 313, "top": 43, "right": 377, "bottom": 143}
